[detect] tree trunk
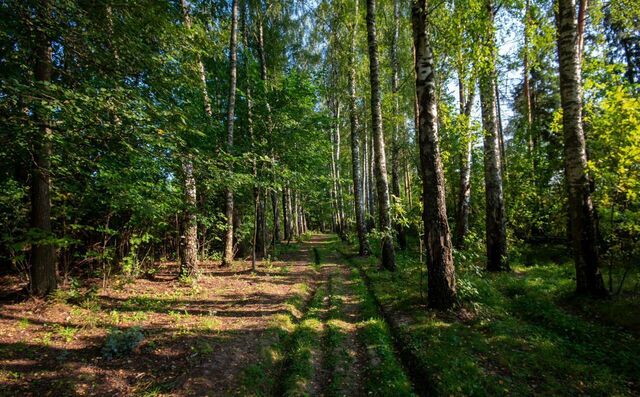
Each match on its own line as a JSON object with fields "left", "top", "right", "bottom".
{"left": 179, "top": 0, "right": 209, "bottom": 274}
{"left": 271, "top": 191, "right": 280, "bottom": 243}
{"left": 30, "top": 2, "right": 57, "bottom": 296}
{"left": 222, "top": 0, "right": 239, "bottom": 267}
{"left": 366, "top": 0, "right": 396, "bottom": 271}
{"left": 556, "top": 0, "right": 606, "bottom": 296}
{"left": 454, "top": 76, "right": 474, "bottom": 248}
{"left": 292, "top": 191, "right": 299, "bottom": 237}
{"left": 390, "top": 0, "right": 407, "bottom": 250}
{"left": 479, "top": 0, "right": 508, "bottom": 272}
{"left": 180, "top": 160, "right": 198, "bottom": 276}
{"left": 256, "top": 191, "right": 266, "bottom": 257}
{"left": 412, "top": 0, "right": 456, "bottom": 310}
{"left": 282, "top": 189, "right": 290, "bottom": 241}
{"left": 349, "top": 0, "right": 370, "bottom": 256}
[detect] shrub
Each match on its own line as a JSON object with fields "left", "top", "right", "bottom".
{"left": 101, "top": 327, "right": 144, "bottom": 359}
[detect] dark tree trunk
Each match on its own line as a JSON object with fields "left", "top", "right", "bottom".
{"left": 479, "top": 0, "right": 508, "bottom": 272}
{"left": 366, "top": 0, "right": 396, "bottom": 271}
{"left": 256, "top": 191, "right": 266, "bottom": 258}
{"left": 271, "top": 190, "right": 280, "bottom": 243}
{"left": 349, "top": 0, "right": 370, "bottom": 256}
{"left": 30, "top": 1, "right": 57, "bottom": 296}
{"left": 412, "top": 0, "right": 457, "bottom": 310}
{"left": 222, "top": 0, "right": 239, "bottom": 267}
{"left": 556, "top": 0, "right": 606, "bottom": 296}
{"left": 282, "top": 189, "right": 290, "bottom": 241}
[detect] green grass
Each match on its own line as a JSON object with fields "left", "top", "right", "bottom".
{"left": 347, "top": 240, "right": 640, "bottom": 397}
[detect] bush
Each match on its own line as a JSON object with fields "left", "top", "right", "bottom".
{"left": 101, "top": 327, "right": 144, "bottom": 359}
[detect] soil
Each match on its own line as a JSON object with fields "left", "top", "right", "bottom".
{"left": 0, "top": 238, "right": 323, "bottom": 396}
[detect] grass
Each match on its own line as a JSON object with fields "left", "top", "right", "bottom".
{"left": 348, "top": 238, "right": 640, "bottom": 396}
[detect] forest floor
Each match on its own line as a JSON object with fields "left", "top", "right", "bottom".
{"left": 1, "top": 234, "right": 639, "bottom": 396}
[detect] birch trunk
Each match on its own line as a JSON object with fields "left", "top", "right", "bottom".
{"left": 412, "top": 0, "right": 456, "bottom": 309}
{"left": 349, "top": 0, "right": 370, "bottom": 256}
{"left": 480, "top": 0, "right": 508, "bottom": 271}
{"left": 556, "top": 0, "right": 606, "bottom": 296}
{"left": 366, "top": 0, "right": 396, "bottom": 271}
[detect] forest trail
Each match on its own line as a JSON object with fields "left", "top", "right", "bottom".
{"left": 271, "top": 234, "right": 416, "bottom": 397}
{"left": 0, "top": 234, "right": 415, "bottom": 397}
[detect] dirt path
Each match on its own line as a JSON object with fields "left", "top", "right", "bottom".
{"left": 274, "top": 235, "right": 417, "bottom": 397}
{"left": 0, "top": 234, "right": 416, "bottom": 396}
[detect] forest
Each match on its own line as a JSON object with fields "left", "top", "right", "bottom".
{"left": 0, "top": 0, "right": 639, "bottom": 395}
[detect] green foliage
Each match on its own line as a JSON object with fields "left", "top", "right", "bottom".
{"left": 101, "top": 327, "right": 145, "bottom": 359}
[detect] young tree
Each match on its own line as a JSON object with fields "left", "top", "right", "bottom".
{"left": 556, "top": 0, "right": 606, "bottom": 296}
{"left": 178, "top": 0, "right": 205, "bottom": 277}
{"left": 29, "top": 1, "right": 57, "bottom": 296}
{"left": 479, "top": 0, "right": 508, "bottom": 271}
{"left": 390, "top": 0, "right": 407, "bottom": 250}
{"left": 348, "top": 0, "right": 371, "bottom": 256}
{"left": 222, "top": 0, "right": 239, "bottom": 267}
{"left": 366, "top": 0, "right": 396, "bottom": 271}
{"left": 412, "top": 0, "right": 456, "bottom": 309}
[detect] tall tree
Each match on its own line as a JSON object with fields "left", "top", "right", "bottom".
{"left": 366, "top": 0, "right": 396, "bottom": 271}
{"left": 179, "top": 0, "right": 206, "bottom": 277}
{"left": 222, "top": 0, "right": 239, "bottom": 267}
{"left": 479, "top": 0, "right": 508, "bottom": 271}
{"left": 29, "top": 1, "right": 57, "bottom": 296}
{"left": 348, "top": 0, "right": 370, "bottom": 256}
{"left": 412, "top": 0, "right": 457, "bottom": 309}
{"left": 390, "top": 0, "right": 407, "bottom": 250}
{"left": 454, "top": 75, "right": 474, "bottom": 248}
{"left": 556, "top": 0, "right": 606, "bottom": 295}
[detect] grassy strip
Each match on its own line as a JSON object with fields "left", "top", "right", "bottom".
{"left": 337, "top": 252, "right": 415, "bottom": 397}
{"left": 238, "top": 280, "right": 312, "bottom": 396}
{"left": 349, "top": 240, "right": 640, "bottom": 396}
{"left": 279, "top": 285, "right": 327, "bottom": 396}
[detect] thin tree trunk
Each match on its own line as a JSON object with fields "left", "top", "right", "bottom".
{"left": 366, "top": 0, "right": 396, "bottom": 271}
{"left": 282, "top": 189, "right": 290, "bottom": 241}
{"left": 412, "top": 0, "right": 456, "bottom": 309}
{"left": 454, "top": 75, "right": 474, "bottom": 248}
{"left": 292, "top": 191, "right": 299, "bottom": 237}
{"left": 524, "top": 0, "right": 534, "bottom": 156}
{"left": 349, "top": 0, "right": 370, "bottom": 256}
{"left": 255, "top": 6, "right": 273, "bottom": 253}
{"left": 180, "top": 161, "right": 198, "bottom": 276}
{"left": 332, "top": 103, "right": 346, "bottom": 238}
{"left": 30, "top": 1, "right": 57, "bottom": 296}
{"left": 222, "top": 0, "right": 239, "bottom": 266}
{"left": 390, "top": 0, "right": 407, "bottom": 250}
{"left": 479, "top": 0, "right": 508, "bottom": 272}
{"left": 271, "top": 191, "right": 280, "bottom": 243}
{"left": 179, "top": 0, "right": 209, "bottom": 274}
{"left": 556, "top": 0, "right": 606, "bottom": 296}
{"left": 255, "top": 191, "right": 266, "bottom": 257}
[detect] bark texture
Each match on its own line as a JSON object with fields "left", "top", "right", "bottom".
{"left": 556, "top": 0, "right": 606, "bottom": 296}
{"left": 479, "top": 0, "right": 508, "bottom": 271}
{"left": 222, "top": 0, "right": 239, "bottom": 266}
{"left": 366, "top": 0, "right": 396, "bottom": 271}
{"left": 180, "top": 161, "right": 198, "bottom": 276}
{"left": 412, "top": 0, "right": 457, "bottom": 310}
{"left": 179, "top": 0, "right": 207, "bottom": 275}
{"left": 348, "top": 0, "right": 371, "bottom": 256}
{"left": 30, "top": 1, "right": 57, "bottom": 296}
